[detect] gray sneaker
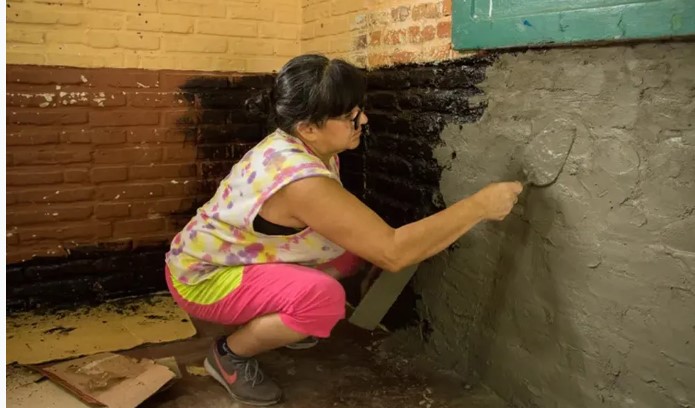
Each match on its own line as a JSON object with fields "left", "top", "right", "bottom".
{"left": 285, "top": 336, "right": 319, "bottom": 350}
{"left": 204, "top": 340, "right": 282, "bottom": 406}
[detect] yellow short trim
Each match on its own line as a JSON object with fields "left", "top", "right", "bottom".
{"left": 170, "top": 265, "right": 245, "bottom": 305}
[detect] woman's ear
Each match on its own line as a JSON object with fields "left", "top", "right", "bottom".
{"left": 295, "top": 121, "right": 319, "bottom": 142}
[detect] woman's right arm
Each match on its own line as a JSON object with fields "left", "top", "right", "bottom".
{"left": 279, "top": 177, "right": 522, "bottom": 273}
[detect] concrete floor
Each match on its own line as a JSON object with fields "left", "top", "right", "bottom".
{"left": 6, "top": 311, "right": 507, "bottom": 408}
{"left": 121, "top": 320, "right": 508, "bottom": 408}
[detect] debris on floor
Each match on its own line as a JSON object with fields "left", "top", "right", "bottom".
{"left": 6, "top": 294, "right": 197, "bottom": 365}
{"left": 184, "top": 365, "right": 209, "bottom": 377}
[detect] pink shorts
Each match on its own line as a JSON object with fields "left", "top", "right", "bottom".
{"left": 166, "top": 252, "right": 364, "bottom": 338}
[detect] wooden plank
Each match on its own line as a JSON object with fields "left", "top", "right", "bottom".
{"left": 348, "top": 263, "right": 420, "bottom": 330}
{"left": 453, "top": 0, "right": 695, "bottom": 50}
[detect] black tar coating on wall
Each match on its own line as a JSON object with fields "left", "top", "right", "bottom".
{"left": 6, "top": 56, "right": 495, "bottom": 327}
{"left": 355, "top": 55, "right": 496, "bottom": 331}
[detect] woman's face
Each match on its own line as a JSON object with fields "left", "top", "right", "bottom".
{"left": 295, "top": 106, "right": 369, "bottom": 160}
{"left": 320, "top": 106, "right": 369, "bottom": 152}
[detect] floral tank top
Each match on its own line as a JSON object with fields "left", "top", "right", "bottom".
{"left": 165, "top": 129, "right": 346, "bottom": 285}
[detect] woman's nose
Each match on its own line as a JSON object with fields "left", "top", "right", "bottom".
{"left": 361, "top": 112, "right": 368, "bottom": 125}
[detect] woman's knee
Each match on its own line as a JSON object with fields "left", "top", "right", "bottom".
{"left": 281, "top": 273, "right": 346, "bottom": 337}
{"left": 309, "top": 274, "right": 346, "bottom": 314}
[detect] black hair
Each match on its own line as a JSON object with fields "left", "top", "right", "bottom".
{"left": 246, "top": 54, "right": 366, "bottom": 135}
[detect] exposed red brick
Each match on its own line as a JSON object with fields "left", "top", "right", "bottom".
{"left": 392, "top": 51, "right": 417, "bottom": 64}
{"left": 8, "top": 110, "right": 89, "bottom": 125}
{"left": 64, "top": 168, "right": 90, "bottom": 183}
{"left": 113, "top": 217, "right": 166, "bottom": 236}
{"left": 391, "top": 6, "right": 410, "bottom": 22}
{"left": 355, "top": 34, "right": 367, "bottom": 50}
{"left": 95, "top": 203, "right": 131, "bottom": 219}
{"left": 129, "top": 163, "right": 197, "bottom": 180}
{"left": 95, "top": 183, "right": 165, "bottom": 200}
{"left": 89, "top": 111, "right": 160, "bottom": 127}
{"left": 422, "top": 25, "right": 436, "bottom": 41}
{"left": 427, "top": 43, "right": 453, "bottom": 60}
{"left": 437, "top": 21, "right": 452, "bottom": 38}
{"left": 7, "top": 131, "right": 60, "bottom": 146}
{"left": 412, "top": 3, "right": 441, "bottom": 20}
{"left": 93, "top": 147, "right": 163, "bottom": 164}
{"left": 442, "top": 0, "right": 452, "bottom": 16}
{"left": 384, "top": 29, "right": 406, "bottom": 45}
{"left": 91, "top": 166, "right": 129, "bottom": 183}
{"left": 8, "top": 205, "right": 93, "bottom": 226}
{"left": 408, "top": 26, "right": 422, "bottom": 43}
{"left": 7, "top": 170, "right": 64, "bottom": 186}
{"left": 369, "top": 31, "right": 382, "bottom": 46}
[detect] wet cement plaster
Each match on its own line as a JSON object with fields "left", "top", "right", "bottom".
{"left": 417, "top": 43, "right": 695, "bottom": 408}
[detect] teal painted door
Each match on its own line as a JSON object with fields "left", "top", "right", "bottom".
{"left": 452, "top": 0, "right": 695, "bottom": 50}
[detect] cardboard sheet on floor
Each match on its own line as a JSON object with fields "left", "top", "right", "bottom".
{"left": 6, "top": 365, "right": 91, "bottom": 408}
{"left": 35, "top": 353, "right": 176, "bottom": 408}
{"left": 7, "top": 294, "right": 197, "bottom": 365}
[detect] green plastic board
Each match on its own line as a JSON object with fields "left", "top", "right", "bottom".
{"left": 452, "top": 0, "right": 695, "bottom": 50}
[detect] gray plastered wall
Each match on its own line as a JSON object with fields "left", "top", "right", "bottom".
{"left": 416, "top": 42, "right": 695, "bottom": 408}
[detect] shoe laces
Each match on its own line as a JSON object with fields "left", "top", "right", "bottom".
{"left": 241, "top": 358, "right": 265, "bottom": 387}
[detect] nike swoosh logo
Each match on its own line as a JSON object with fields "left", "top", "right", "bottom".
{"left": 213, "top": 350, "right": 238, "bottom": 384}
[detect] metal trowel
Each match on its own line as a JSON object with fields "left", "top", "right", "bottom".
{"left": 521, "top": 117, "right": 578, "bottom": 187}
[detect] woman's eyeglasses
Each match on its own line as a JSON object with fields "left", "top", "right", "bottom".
{"left": 351, "top": 108, "right": 363, "bottom": 130}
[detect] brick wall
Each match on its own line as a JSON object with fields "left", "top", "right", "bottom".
{"left": 301, "top": 0, "right": 464, "bottom": 68}
{"left": 6, "top": 65, "right": 272, "bottom": 286}
{"left": 6, "top": 0, "right": 300, "bottom": 72}
{"left": 362, "top": 57, "right": 491, "bottom": 226}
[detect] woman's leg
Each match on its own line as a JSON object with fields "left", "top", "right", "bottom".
{"left": 315, "top": 250, "right": 366, "bottom": 279}
{"left": 166, "top": 262, "right": 346, "bottom": 405}
{"left": 224, "top": 313, "right": 305, "bottom": 357}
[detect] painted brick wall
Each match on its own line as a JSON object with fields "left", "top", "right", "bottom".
{"left": 362, "top": 57, "right": 491, "bottom": 225}
{"left": 301, "top": 0, "right": 464, "bottom": 68}
{"left": 6, "top": 65, "right": 272, "bottom": 267}
{"left": 6, "top": 0, "right": 301, "bottom": 72}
